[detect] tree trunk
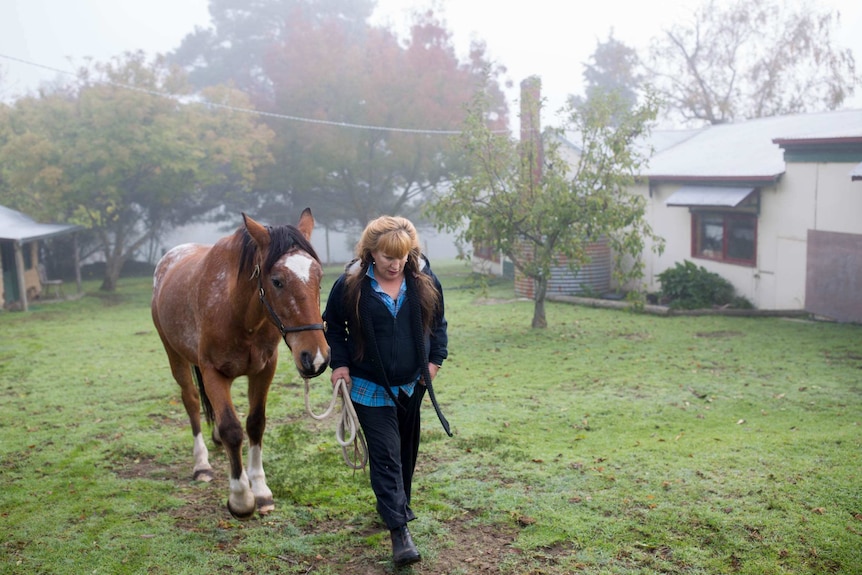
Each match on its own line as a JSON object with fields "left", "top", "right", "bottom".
{"left": 531, "top": 276, "right": 548, "bottom": 328}
{"left": 99, "top": 256, "right": 125, "bottom": 292}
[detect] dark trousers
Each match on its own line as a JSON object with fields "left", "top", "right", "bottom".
{"left": 353, "top": 385, "right": 426, "bottom": 530}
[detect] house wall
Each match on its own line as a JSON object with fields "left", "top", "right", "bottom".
{"left": 634, "top": 181, "right": 799, "bottom": 308}
{"left": 792, "top": 161, "right": 862, "bottom": 322}
{"left": 632, "top": 161, "right": 862, "bottom": 313}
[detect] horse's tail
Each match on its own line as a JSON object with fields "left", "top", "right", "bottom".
{"left": 193, "top": 365, "right": 215, "bottom": 426}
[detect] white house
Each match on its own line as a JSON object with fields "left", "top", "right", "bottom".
{"left": 473, "top": 92, "right": 862, "bottom": 323}
{"left": 628, "top": 110, "right": 862, "bottom": 323}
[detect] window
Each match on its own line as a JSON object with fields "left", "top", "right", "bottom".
{"left": 692, "top": 212, "right": 757, "bottom": 266}
{"left": 473, "top": 243, "right": 500, "bottom": 263}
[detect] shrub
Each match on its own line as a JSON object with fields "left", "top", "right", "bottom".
{"left": 657, "top": 260, "right": 750, "bottom": 309}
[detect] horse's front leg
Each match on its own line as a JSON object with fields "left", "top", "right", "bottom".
{"left": 203, "top": 370, "right": 256, "bottom": 519}
{"left": 246, "top": 369, "right": 274, "bottom": 515}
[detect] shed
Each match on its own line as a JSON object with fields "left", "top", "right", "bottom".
{"left": 0, "top": 205, "right": 83, "bottom": 311}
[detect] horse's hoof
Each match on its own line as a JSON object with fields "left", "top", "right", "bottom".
{"left": 193, "top": 469, "right": 214, "bottom": 482}
{"left": 226, "top": 500, "right": 255, "bottom": 520}
{"left": 256, "top": 497, "right": 275, "bottom": 515}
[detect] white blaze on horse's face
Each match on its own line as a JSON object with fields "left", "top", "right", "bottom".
{"left": 276, "top": 251, "right": 327, "bottom": 373}
{"left": 281, "top": 252, "right": 315, "bottom": 284}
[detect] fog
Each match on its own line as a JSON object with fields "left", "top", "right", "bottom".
{"left": 3, "top": 0, "right": 862, "bottom": 255}
{"left": 161, "top": 221, "right": 462, "bottom": 266}
{"left": 5, "top": 0, "right": 861, "bottom": 120}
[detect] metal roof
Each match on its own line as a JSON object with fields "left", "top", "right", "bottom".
{"left": 665, "top": 186, "right": 756, "bottom": 207}
{"left": 0, "top": 205, "right": 82, "bottom": 242}
{"left": 557, "top": 126, "right": 702, "bottom": 157}
{"left": 644, "top": 109, "right": 862, "bottom": 181}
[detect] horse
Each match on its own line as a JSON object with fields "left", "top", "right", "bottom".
{"left": 151, "top": 208, "right": 330, "bottom": 519}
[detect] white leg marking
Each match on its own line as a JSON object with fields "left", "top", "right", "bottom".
{"left": 229, "top": 470, "right": 255, "bottom": 516}
{"left": 247, "top": 444, "right": 274, "bottom": 514}
{"left": 192, "top": 432, "right": 213, "bottom": 481}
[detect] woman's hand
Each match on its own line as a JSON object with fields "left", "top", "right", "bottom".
{"left": 331, "top": 366, "right": 351, "bottom": 387}
{"left": 420, "top": 363, "right": 440, "bottom": 386}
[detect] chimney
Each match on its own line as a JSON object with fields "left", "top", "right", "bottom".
{"left": 519, "top": 76, "right": 543, "bottom": 184}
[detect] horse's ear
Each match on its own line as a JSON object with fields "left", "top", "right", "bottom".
{"left": 297, "top": 208, "right": 315, "bottom": 242}
{"left": 242, "top": 213, "right": 270, "bottom": 249}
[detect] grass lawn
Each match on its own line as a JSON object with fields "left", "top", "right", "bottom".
{"left": 1, "top": 259, "right": 860, "bottom": 574}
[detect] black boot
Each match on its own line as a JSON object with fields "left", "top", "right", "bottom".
{"left": 390, "top": 525, "right": 421, "bottom": 567}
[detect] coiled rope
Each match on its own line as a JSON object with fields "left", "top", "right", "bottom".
{"left": 304, "top": 377, "right": 368, "bottom": 470}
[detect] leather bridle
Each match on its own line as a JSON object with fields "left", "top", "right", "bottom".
{"left": 253, "top": 264, "right": 326, "bottom": 341}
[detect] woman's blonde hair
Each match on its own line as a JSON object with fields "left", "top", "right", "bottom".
{"left": 343, "top": 216, "right": 441, "bottom": 357}
{"left": 355, "top": 216, "right": 420, "bottom": 264}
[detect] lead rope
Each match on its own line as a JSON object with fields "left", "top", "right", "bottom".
{"left": 304, "top": 377, "right": 368, "bottom": 470}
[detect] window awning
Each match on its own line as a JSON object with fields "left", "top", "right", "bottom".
{"left": 851, "top": 161, "right": 862, "bottom": 181}
{"left": 665, "top": 186, "right": 756, "bottom": 207}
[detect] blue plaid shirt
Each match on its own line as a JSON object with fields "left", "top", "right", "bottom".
{"left": 349, "top": 265, "right": 417, "bottom": 407}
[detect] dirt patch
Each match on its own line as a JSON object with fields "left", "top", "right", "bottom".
{"left": 315, "top": 517, "right": 527, "bottom": 575}
{"left": 112, "top": 454, "right": 573, "bottom": 574}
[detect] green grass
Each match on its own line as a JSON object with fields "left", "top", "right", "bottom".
{"left": 1, "top": 262, "right": 860, "bottom": 574}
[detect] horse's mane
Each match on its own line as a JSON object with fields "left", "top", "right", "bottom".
{"left": 237, "top": 224, "right": 320, "bottom": 280}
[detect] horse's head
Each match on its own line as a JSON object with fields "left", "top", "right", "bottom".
{"left": 243, "top": 208, "right": 330, "bottom": 378}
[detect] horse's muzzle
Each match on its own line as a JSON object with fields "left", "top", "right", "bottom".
{"left": 299, "top": 349, "right": 329, "bottom": 378}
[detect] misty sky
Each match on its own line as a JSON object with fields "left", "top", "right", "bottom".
{"left": 2, "top": 0, "right": 862, "bottom": 124}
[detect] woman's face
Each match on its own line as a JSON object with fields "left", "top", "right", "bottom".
{"left": 371, "top": 250, "right": 408, "bottom": 281}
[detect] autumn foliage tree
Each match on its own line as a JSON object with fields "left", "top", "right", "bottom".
{"left": 252, "top": 7, "right": 509, "bottom": 229}
{"left": 171, "top": 0, "right": 376, "bottom": 94}
{"left": 0, "top": 52, "right": 274, "bottom": 291}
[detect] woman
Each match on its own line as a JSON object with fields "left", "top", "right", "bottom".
{"left": 323, "top": 216, "right": 450, "bottom": 567}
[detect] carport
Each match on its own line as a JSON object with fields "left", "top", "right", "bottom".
{"left": 0, "top": 205, "right": 83, "bottom": 312}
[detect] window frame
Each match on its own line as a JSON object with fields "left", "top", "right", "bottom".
{"left": 690, "top": 210, "right": 758, "bottom": 267}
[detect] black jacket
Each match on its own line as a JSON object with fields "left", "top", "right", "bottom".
{"left": 324, "top": 256, "right": 448, "bottom": 387}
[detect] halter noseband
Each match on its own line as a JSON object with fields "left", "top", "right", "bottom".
{"left": 253, "top": 264, "right": 326, "bottom": 341}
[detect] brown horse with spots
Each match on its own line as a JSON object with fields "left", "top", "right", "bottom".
{"left": 151, "top": 209, "right": 329, "bottom": 518}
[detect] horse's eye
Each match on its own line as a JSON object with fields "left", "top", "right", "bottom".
{"left": 272, "top": 278, "right": 284, "bottom": 289}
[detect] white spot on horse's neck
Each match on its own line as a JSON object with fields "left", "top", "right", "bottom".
{"left": 281, "top": 253, "right": 314, "bottom": 283}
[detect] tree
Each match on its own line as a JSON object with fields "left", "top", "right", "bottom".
{"left": 253, "top": 7, "right": 508, "bottom": 229}
{"left": 570, "top": 30, "right": 643, "bottom": 121}
{"left": 645, "top": 0, "right": 858, "bottom": 125}
{"left": 170, "top": 0, "right": 375, "bottom": 93}
{"left": 428, "top": 80, "right": 664, "bottom": 328}
{"left": 0, "top": 52, "right": 274, "bottom": 291}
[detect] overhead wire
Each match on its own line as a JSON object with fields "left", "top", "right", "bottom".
{"left": 0, "top": 52, "right": 509, "bottom": 136}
